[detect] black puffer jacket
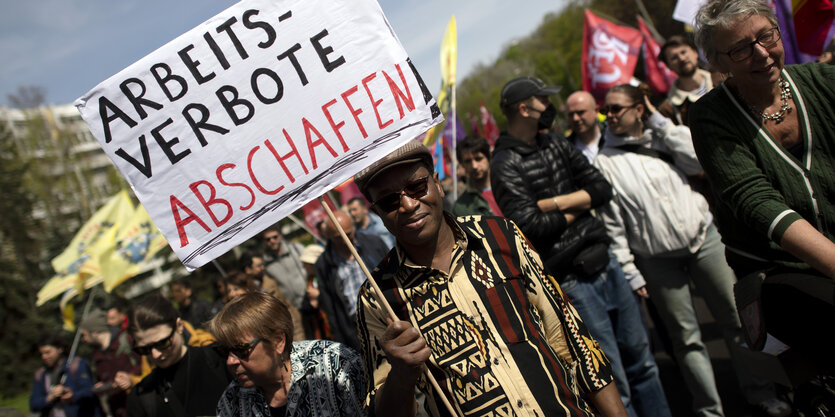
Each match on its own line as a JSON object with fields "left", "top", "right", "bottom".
{"left": 491, "top": 132, "right": 612, "bottom": 274}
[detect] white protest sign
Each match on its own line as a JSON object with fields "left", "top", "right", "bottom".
{"left": 75, "top": 0, "right": 442, "bottom": 270}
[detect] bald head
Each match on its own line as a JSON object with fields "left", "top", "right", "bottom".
{"left": 565, "top": 91, "right": 599, "bottom": 138}
{"left": 323, "top": 210, "right": 355, "bottom": 240}
{"left": 567, "top": 91, "right": 595, "bottom": 108}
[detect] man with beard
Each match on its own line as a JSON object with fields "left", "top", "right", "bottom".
{"left": 261, "top": 225, "right": 307, "bottom": 311}
{"left": 451, "top": 135, "right": 503, "bottom": 217}
{"left": 239, "top": 250, "right": 306, "bottom": 342}
{"left": 658, "top": 35, "right": 717, "bottom": 126}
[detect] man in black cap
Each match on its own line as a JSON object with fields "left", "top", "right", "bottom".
{"left": 490, "top": 77, "right": 671, "bottom": 417}
{"left": 353, "top": 139, "right": 626, "bottom": 417}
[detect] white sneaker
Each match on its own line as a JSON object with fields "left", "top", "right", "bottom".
{"left": 756, "top": 398, "right": 792, "bottom": 417}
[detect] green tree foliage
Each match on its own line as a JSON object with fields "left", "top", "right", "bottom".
{"left": 0, "top": 121, "right": 59, "bottom": 397}
{"left": 456, "top": 0, "right": 684, "bottom": 132}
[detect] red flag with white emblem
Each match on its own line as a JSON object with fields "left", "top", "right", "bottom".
{"left": 582, "top": 10, "right": 644, "bottom": 103}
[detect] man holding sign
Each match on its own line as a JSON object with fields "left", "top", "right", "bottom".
{"left": 354, "top": 141, "right": 627, "bottom": 416}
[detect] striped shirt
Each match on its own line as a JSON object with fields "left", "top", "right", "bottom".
{"left": 357, "top": 215, "right": 613, "bottom": 416}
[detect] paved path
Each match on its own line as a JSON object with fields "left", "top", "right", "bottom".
{"left": 645, "top": 289, "right": 784, "bottom": 416}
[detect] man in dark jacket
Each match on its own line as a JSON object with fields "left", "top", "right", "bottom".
{"left": 490, "top": 76, "right": 671, "bottom": 417}
{"left": 30, "top": 334, "right": 102, "bottom": 417}
{"left": 79, "top": 310, "right": 142, "bottom": 417}
{"left": 315, "top": 210, "right": 388, "bottom": 350}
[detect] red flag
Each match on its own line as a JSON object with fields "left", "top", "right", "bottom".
{"left": 582, "top": 10, "right": 644, "bottom": 103}
{"left": 469, "top": 112, "right": 483, "bottom": 137}
{"left": 638, "top": 17, "right": 677, "bottom": 94}
{"left": 793, "top": 0, "right": 834, "bottom": 55}
{"left": 479, "top": 103, "right": 500, "bottom": 145}
{"left": 301, "top": 195, "right": 338, "bottom": 237}
{"left": 334, "top": 179, "right": 365, "bottom": 206}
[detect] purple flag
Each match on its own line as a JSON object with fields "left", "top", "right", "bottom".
{"left": 772, "top": 0, "right": 816, "bottom": 64}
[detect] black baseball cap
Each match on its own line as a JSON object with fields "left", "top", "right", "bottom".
{"left": 500, "top": 76, "right": 561, "bottom": 107}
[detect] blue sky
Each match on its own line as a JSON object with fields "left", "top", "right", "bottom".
{"left": 0, "top": 0, "right": 565, "bottom": 107}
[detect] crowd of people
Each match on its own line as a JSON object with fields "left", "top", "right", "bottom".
{"left": 30, "top": 0, "right": 834, "bottom": 416}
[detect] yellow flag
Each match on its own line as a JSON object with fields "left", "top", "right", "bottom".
{"left": 440, "top": 16, "right": 457, "bottom": 87}
{"left": 59, "top": 291, "right": 76, "bottom": 332}
{"left": 79, "top": 221, "right": 121, "bottom": 277}
{"left": 37, "top": 272, "right": 81, "bottom": 306}
{"left": 51, "top": 191, "right": 135, "bottom": 274}
{"left": 100, "top": 204, "right": 168, "bottom": 292}
{"left": 422, "top": 87, "right": 449, "bottom": 146}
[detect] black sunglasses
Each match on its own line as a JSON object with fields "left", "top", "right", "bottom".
{"left": 133, "top": 326, "right": 176, "bottom": 356}
{"left": 215, "top": 338, "right": 262, "bottom": 361}
{"left": 371, "top": 176, "right": 431, "bottom": 212}
{"left": 601, "top": 103, "right": 637, "bottom": 116}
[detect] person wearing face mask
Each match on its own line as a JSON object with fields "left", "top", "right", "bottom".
{"left": 595, "top": 83, "right": 789, "bottom": 417}
{"left": 491, "top": 77, "right": 671, "bottom": 417}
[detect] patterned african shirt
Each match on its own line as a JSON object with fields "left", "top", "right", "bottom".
{"left": 216, "top": 340, "right": 364, "bottom": 417}
{"left": 357, "top": 214, "right": 613, "bottom": 417}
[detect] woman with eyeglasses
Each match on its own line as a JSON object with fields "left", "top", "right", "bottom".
{"left": 211, "top": 291, "right": 364, "bottom": 417}
{"left": 689, "top": 0, "right": 835, "bottom": 369}
{"left": 126, "top": 294, "right": 232, "bottom": 417}
{"left": 595, "top": 83, "right": 788, "bottom": 416}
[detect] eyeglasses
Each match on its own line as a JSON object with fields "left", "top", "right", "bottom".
{"left": 601, "top": 104, "right": 637, "bottom": 116}
{"left": 133, "top": 327, "right": 176, "bottom": 356}
{"left": 371, "top": 176, "right": 430, "bottom": 212}
{"left": 216, "top": 338, "right": 262, "bottom": 361}
{"left": 722, "top": 27, "right": 781, "bottom": 62}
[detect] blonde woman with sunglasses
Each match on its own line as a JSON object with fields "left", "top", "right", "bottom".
{"left": 211, "top": 291, "right": 365, "bottom": 417}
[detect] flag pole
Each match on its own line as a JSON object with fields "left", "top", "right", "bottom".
{"left": 451, "top": 85, "right": 458, "bottom": 200}
{"left": 212, "top": 259, "right": 228, "bottom": 278}
{"left": 317, "top": 197, "right": 457, "bottom": 416}
{"left": 62, "top": 287, "right": 98, "bottom": 384}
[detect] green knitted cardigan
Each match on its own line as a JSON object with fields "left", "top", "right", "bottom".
{"left": 690, "top": 62, "right": 835, "bottom": 275}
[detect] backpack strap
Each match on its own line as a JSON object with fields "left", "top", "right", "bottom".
{"left": 613, "top": 144, "right": 675, "bottom": 165}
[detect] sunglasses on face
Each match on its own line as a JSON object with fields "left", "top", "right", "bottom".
{"left": 371, "top": 176, "right": 430, "bottom": 212}
{"left": 133, "top": 326, "right": 176, "bottom": 356}
{"left": 601, "top": 103, "right": 637, "bottom": 116}
{"left": 216, "top": 338, "right": 262, "bottom": 361}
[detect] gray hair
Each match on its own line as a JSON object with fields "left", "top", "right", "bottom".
{"left": 694, "top": 0, "right": 778, "bottom": 66}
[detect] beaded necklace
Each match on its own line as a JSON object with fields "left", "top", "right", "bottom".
{"left": 749, "top": 79, "right": 792, "bottom": 123}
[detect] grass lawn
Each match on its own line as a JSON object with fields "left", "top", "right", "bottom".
{"left": 0, "top": 393, "right": 29, "bottom": 414}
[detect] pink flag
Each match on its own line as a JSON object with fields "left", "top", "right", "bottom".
{"left": 479, "top": 103, "right": 500, "bottom": 146}
{"left": 301, "top": 195, "right": 338, "bottom": 237}
{"left": 638, "top": 17, "right": 677, "bottom": 94}
{"left": 582, "top": 10, "right": 644, "bottom": 103}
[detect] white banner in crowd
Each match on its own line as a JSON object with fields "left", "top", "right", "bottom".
{"left": 673, "top": 0, "right": 707, "bottom": 26}
{"left": 76, "top": 0, "right": 442, "bottom": 270}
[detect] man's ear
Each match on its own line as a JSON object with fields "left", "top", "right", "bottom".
{"left": 517, "top": 101, "right": 530, "bottom": 118}
{"left": 433, "top": 172, "right": 445, "bottom": 199}
{"left": 176, "top": 318, "right": 184, "bottom": 334}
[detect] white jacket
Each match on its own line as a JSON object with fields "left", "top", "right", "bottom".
{"left": 594, "top": 112, "right": 711, "bottom": 290}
